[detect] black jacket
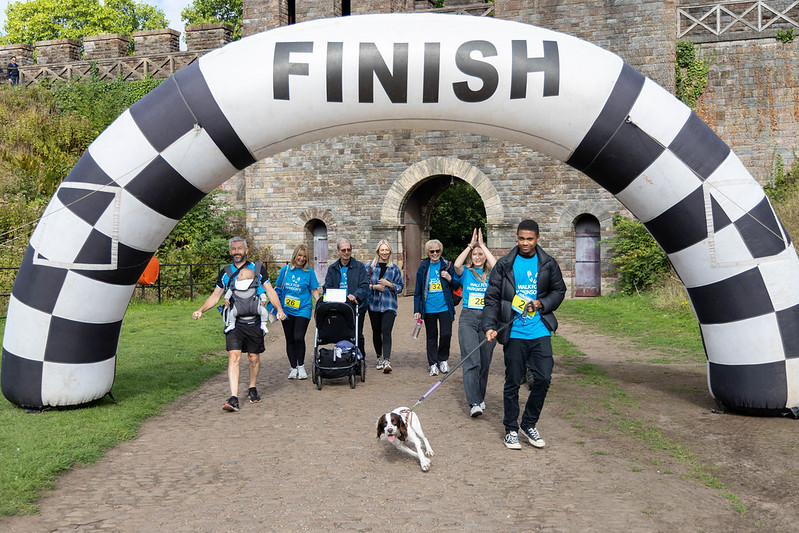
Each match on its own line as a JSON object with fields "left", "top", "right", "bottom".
{"left": 481, "top": 245, "right": 566, "bottom": 344}
{"left": 413, "top": 258, "right": 459, "bottom": 320}
{"left": 324, "top": 258, "right": 369, "bottom": 307}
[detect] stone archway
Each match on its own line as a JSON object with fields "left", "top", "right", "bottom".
{"left": 380, "top": 157, "right": 503, "bottom": 294}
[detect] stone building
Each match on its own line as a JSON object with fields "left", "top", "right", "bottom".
{"left": 2, "top": 1, "right": 796, "bottom": 296}
{"left": 230, "top": 0, "right": 798, "bottom": 296}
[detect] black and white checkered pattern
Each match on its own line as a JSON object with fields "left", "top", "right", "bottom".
{"left": 3, "top": 14, "right": 797, "bottom": 413}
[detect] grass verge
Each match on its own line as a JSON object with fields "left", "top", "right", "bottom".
{"left": 0, "top": 299, "right": 227, "bottom": 516}
{"left": 557, "top": 293, "right": 705, "bottom": 361}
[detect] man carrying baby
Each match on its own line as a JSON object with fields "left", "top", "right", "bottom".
{"left": 192, "top": 237, "right": 286, "bottom": 411}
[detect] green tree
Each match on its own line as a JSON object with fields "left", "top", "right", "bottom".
{"left": 181, "top": 0, "right": 243, "bottom": 40}
{"left": 1, "top": 0, "right": 168, "bottom": 45}
{"left": 429, "top": 181, "right": 487, "bottom": 255}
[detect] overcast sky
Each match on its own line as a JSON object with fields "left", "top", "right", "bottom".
{"left": 0, "top": 0, "right": 189, "bottom": 48}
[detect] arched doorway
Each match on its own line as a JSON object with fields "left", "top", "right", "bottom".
{"left": 401, "top": 175, "right": 453, "bottom": 295}
{"left": 308, "top": 219, "right": 328, "bottom": 284}
{"left": 574, "top": 215, "right": 601, "bottom": 297}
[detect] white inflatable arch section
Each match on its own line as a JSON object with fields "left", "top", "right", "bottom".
{"left": 3, "top": 14, "right": 799, "bottom": 414}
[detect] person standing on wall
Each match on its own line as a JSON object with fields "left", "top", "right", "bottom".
{"left": 367, "top": 239, "right": 404, "bottom": 374}
{"left": 323, "top": 237, "right": 369, "bottom": 358}
{"left": 192, "top": 237, "right": 286, "bottom": 412}
{"left": 482, "top": 220, "right": 566, "bottom": 450}
{"left": 414, "top": 239, "right": 459, "bottom": 377}
{"left": 453, "top": 228, "right": 497, "bottom": 418}
{"left": 276, "top": 244, "right": 320, "bottom": 380}
{"left": 6, "top": 56, "right": 20, "bottom": 86}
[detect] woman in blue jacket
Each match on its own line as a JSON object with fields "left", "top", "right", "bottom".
{"left": 414, "top": 239, "right": 459, "bottom": 377}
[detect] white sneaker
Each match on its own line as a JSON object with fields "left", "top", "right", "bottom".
{"left": 439, "top": 361, "right": 449, "bottom": 373}
{"left": 297, "top": 365, "right": 308, "bottom": 380}
{"left": 376, "top": 357, "right": 384, "bottom": 370}
{"left": 470, "top": 404, "right": 483, "bottom": 417}
{"left": 287, "top": 368, "right": 298, "bottom": 379}
{"left": 479, "top": 401, "right": 486, "bottom": 410}
{"left": 429, "top": 364, "right": 439, "bottom": 377}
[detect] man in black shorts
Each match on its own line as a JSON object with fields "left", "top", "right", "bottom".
{"left": 193, "top": 237, "right": 286, "bottom": 411}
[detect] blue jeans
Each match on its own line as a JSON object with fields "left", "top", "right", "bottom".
{"left": 503, "top": 337, "right": 553, "bottom": 432}
{"left": 458, "top": 308, "right": 495, "bottom": 406}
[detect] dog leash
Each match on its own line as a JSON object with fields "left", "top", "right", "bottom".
{"left": 409, "top": 311, "right": 529, "bottom": 411}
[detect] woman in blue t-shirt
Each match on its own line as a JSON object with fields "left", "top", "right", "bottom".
{"left": 276, "top": 244, "right": 320, "bottom": 380}
{"left": 414, "top": 239, "right": 459, "bottom": 377}
{"left": 453, "top": 228, "right": 498, "bottom": 418}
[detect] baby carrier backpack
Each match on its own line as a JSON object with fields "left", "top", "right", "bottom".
{"left": 229, "top": 278, "right": 261, "bottom": 321}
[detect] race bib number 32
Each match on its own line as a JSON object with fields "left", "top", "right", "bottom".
{"left": 429, "top": 281, "right": 442, "bottom": 292}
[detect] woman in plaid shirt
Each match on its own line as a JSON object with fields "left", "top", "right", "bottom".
{"left": 367, "top": 240, "right": 404, "bottom": 374}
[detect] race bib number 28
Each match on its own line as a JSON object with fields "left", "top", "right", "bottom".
{"left": 468, "top": 294, "right": 485, "bottom": 309}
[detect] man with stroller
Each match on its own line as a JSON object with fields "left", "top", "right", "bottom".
{"left": 323, "top": 238, "right": 369, "bottom": 358}
{"left": 192, "top": 237, "right": 286, "bottom": 412}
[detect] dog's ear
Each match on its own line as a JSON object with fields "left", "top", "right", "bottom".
{"left": 376, "top": 415, "right": 386, "bottom": 439}
{"left": 398, "top": 416, "right": 408, "bottom": 441}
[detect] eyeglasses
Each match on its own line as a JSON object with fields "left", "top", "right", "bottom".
{"left": 429, "top": 249, "right": 441, "bottom": 254}
{"left": 339, "top": 248, "right": 352, "bottom": 252}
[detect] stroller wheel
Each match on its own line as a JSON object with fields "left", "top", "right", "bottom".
{"left": 349, "top": 374, "right": 356, "bottom": 388}
{"left": 311, "top": 364, "right": 316, "bottom": 382}
{"left": 316, "top": 373, "right": 322, "bottom": 390}
{"left": 360, "top": 360, "right": 366, "bottom": 382}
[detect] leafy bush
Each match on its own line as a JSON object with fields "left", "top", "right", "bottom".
{"left": 675, "top": 41, "right": 709, "bottom": 110}
{"left": 603, "top": 214, "right": 671, "bottom": 293}
{"left": 429, "top": 180, "right": 487, "bottom": 254}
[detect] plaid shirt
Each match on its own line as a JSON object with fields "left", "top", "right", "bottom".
{"left": 366, "top": 262, "right": 404, "bottom": 314}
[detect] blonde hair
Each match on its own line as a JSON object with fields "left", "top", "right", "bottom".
{"left": 466, "top": 247, "right": 491, "bottom": 282}
{"left": 424, "top": 239, "right": 443, "bottom": 255}
{"left": 370, "top": 239, "right": 394, "bottom": 268}
{"left": 290, "top": 244, "right": 310, "bottom": 271}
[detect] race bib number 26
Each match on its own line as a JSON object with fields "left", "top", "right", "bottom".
{"left": 284, "top": 297, "right": 300, "bottom": 309}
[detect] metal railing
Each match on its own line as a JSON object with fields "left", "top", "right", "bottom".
{"left": 678, "top": 0, "right": 799, "bottom": 40}
{"left": 0, "top": 261, "right": 292, "bottom": 321}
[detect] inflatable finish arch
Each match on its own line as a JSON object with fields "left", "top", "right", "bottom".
{"left": 3, "top": 14, "right": 799, "bottom": 414}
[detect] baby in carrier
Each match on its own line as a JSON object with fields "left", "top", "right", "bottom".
{"left": 224, "top": 267, "right": 269, "bottom": 334}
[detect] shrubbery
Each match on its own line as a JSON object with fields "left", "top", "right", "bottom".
{"left": 604, "top": 214, "right": 671, "bottom": 293}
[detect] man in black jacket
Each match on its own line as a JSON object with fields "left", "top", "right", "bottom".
{"left": 483, "top": 220, "right": 566, "bottom": 450}
{"left": 324, "top": 237, "right": 370, "bottom": 357}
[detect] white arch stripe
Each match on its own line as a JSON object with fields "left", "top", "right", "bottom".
{"left": 41, "top": 358, "right": 116, "bottom": 406}
{"left": 88, "top": 110, "right": 158, "bottom": 187}
{"left": 3, "top": 296, "right": 52, "bottom": 362}
{"left": 701, "top": 315, "right": 785, "bottom": 365}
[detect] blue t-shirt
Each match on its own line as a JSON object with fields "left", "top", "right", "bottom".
{"left": 456, "top": 268, "right": 488, "bottom": 310}
{"left": 339, "top": 266, "right": 349, "bottom": 291}
{"left": 278, "top": 265, "right": 319, "bottom": 319}
{"left": 216, "top": 262, "right": 270, "bottom": 290}
{"left": 510, "top": 254, "right": 550, "bottom": 340}
{"left": 425, "top": 263, "right": 448, "bottom": 314}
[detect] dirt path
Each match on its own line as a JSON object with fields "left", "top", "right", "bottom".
{"left": 2, "top": 298, "right": 798, "bottom": 532}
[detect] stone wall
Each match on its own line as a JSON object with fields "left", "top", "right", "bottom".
{"left": 0, "top": 24, "right": 232, "bottom": 85}
{"left": 695, "top": 38, "right": 799, "bottom": 182}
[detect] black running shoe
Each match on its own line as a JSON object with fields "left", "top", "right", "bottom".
{"left": 248, "top": 387, "right": 261, "bottom": 404}
{"left": 223, "top": 396, "right": 240, "bottom": 412}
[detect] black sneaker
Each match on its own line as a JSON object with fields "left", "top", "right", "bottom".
{"left": 223, "top": 396, "right": 240, "bottom": 412}
{"left": 248, "top": 387, "right": 261, "bottom": 404}
{"left": 521, "top": 426, "right": 545, "bottom": 448}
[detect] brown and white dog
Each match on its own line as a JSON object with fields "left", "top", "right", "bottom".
{"left": 376, "top": 407, "right": 435, "bottom": 471}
